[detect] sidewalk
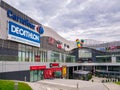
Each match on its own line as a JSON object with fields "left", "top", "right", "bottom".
{"left": 90, "top": 76, "right": 120, "bottom": 90}
{"left": 25, "top": 79, "right": 120, "bottom": 90}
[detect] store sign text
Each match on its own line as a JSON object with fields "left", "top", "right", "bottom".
{"left": 8, "top": 21, "right": 40, "bottom": 47}
{"left": 7, "top": 10, "right": 35, "bottom": 30}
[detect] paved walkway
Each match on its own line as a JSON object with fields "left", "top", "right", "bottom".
{"left": 90, "top": 76, "right": 120, "bottom": 90}
{"left": 25, "top": 79, "right": 120, "bottom": 90}
{"left": 38, "top": 79, "right": 107, "bottom": 90}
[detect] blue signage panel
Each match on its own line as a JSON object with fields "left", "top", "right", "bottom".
{"left": 8, "top": 21, "right": 40, "bottom": 47}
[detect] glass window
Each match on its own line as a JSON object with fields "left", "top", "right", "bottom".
{"left": 18, "top": 51, "right": 22, "bottom": 62}
{"left": 29, "top": 51, "right": 32, "bottom": 62}
{"left": 116, "top": 56, "right": 120, "bottom": 62}
{"left": 22, "top": 51, "right": 25, "bottom": 62}
{"left": 33, "top": 70, "right": 38, "bottom": 81}
{"left": 30, "top": 71, "right": 34, "bottom": 82}
{"left": 25, "top": 50, "right": 29, "bottom": 62}
{"left": 79, "top": 49, "right": 92, "bottom": 58}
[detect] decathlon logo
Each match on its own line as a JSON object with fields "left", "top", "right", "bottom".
{"left": 11, "top": 24, "right": 39, "bottom": 41}
{"left": 8, "top": 21, "right": 40, "bottom": 47}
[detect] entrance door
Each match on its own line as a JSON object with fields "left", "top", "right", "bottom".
{"left": 38, "top": 70, "right": 44, "bottom": 80}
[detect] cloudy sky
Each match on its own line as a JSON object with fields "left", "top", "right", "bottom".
{"left": 3, "top": 0, "right": 120, "bottom": 42}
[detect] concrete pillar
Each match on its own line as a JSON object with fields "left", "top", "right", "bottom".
{"left": 111, "top": 55, "right": 116, "bottom": 63}
{"left": 73, "top": 66, "right": 74, "bottom": 72}
{"left": 67, "top": 67, "right": 69, "bottom": 79}
{"left": 47, "top": 51, "right": 51, "bottom": 62}
{"left": 64, "top": 54, "right": 66, "bottom": 63}
{"left": 77, "top": 66, "right": 79, "bottom": 71}
{"left": 93, "top": 66, "right": 96, "bottom": 75}
{"left": 73, "top": 67, "right": 74, "bottom": 79}
{"left": 82, "top": 66, "right": 84, "bottom": 70}
{"left": 59, "top": 53, "right": 62, "bottom": 62}
{"left": 106, "top": 66, "right": 108, "bottom": 71}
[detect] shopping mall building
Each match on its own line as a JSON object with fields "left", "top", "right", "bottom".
{"left": 0, "top": 1, "right": 120, "bottom": 82}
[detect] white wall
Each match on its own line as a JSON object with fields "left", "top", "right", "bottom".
{"left": 0, "top": 7, "right": 7, "bottom": 39}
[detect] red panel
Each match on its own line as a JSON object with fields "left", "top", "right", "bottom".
{"left": 30, "top": 66, "right": 46, "bottom": 70}
{"left": 35, "top": 55, "right": 40, "bottom": 62}
{"left": 44, "top": 68, "right": 53, "bottom": 79}
{"left": 52, "top": 67, "right": 62, "bottom": 72}
{"left": 117, "top": 46, "right": 120, "bottom": 49}
{"left": 49, "top": 37, "right": 55, "bottom": 45}
{"left": 51, "top": 63, "right": 59, "bottom": 67}
{"left": 44, "top": 68, "right": 62, "bottom": 79}
{"left": 57, "top": 44, "right": 62, "bottom": 49}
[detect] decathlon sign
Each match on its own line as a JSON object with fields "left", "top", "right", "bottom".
{"left": 8, "top": 21, "right": 40, "bottom": 47}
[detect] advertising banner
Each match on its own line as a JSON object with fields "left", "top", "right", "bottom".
{"left": 8, "top": 21, "right": 40, "bottom": 47}
{"left": 62, "top": 66, "right": 67, "bottom": 78}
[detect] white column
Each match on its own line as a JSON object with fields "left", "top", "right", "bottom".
{"left": 111, "top": 55, "right": 116, "bottom": 63}
{"left": 77, "top": 66, "right": 79, "bottom": 71}
{"left": 59, "top": 53, "right": 62, "bottom": 62}
{"left": 47, "top": 51, "right": 51, "bottom": 62}
{"left": 64, "top": 54, "right": 66, "bottom": 63}
{"left": 106, "top": 66, "right": 108, "bottom": 71}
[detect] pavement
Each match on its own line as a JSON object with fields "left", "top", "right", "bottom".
{"left": 26, "top": 78, "right": 120, "bottom": 90}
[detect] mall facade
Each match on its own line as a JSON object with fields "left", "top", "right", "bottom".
{"left": 0, "top": 1, "right": 120, "bottom": 82}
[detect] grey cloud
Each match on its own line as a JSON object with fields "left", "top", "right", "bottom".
{"left": 3, "top": 0, "right": 120, "bottom": 42}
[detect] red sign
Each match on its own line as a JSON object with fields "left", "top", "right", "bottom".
{"left": 30, "top": 66, "right": 46, "bottom": 70}
{"left": 117, "top": 46, "right": 120, "bottom": 49}
{"left": 57, "top": 44, "right": 62, "bottom": 49}
{"left": 48, "top": 37, "right": 55, "bottom": 45}
{"left": 50, "top": 63, "right": 59, "bottom": 67}
{"left": 44, "top": 67, "right": 62, "bottom": 79}
{"left": 44, "top": 68, "right": 53, "bottom": 79}
{"left": 35, "top": 55, "right": 40, "bottom": 62}
{"left": 51, "top": 67, "right": 62, "bottom": 71}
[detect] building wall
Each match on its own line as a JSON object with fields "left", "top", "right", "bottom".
{"left": 42, "top": 26, "right": 77, "bottom": 51}
{"left": 0, "top": 70, "right": 30, "bottom": 81}
{"left": 0, "top": 7, "right": 7, "bottom": 39}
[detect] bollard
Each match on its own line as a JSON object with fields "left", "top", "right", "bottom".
{"left": 77, "top": 82, "right": 79, "bottom": 89}
{"left": 24, "top": 76, "right": 26, "bottom": 81}
{"left": 14, "top": 81, "right": 18, "bottom": 90}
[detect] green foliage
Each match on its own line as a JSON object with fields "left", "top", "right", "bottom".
{"left": 87, "top": 74, "right": 92, "bottom": 81}
{"left": 0, "top": 80, "right": 32, "bottom": 90}
{"left": 115, "top": 82, "right": 120, "bottom": 85}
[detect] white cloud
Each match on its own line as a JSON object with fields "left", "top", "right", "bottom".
{"left": 3, "top": 0, "right": 120, "bottom": 42}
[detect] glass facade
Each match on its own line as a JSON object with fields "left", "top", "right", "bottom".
{"left": 0, "top": 39, "right": 75, "bottom": 63}
{"left": 66, "top": 55, "right": 76, "bottom": 63}
{"left": 49, "top": 51, "right": 75, "bottom": 63}
{"left": 30, "top": 70, "right": 44, "bottom": 82}
{"left": 116, "top": 56, "right": 120, "bottom": 62}
{"left": 50, "top": 51, "right": 60, "bottom": 62}
{"left": 78, "top": 49, "right": 92, "bottom": 58}
{"left": 0, "top": 40, "right": 18, "bottom": 61}
{"left": 96, "top": 56, "right": 111, "bottom": 63}
{"left": 18, "top": 44, "right": 47, "bottom": 62}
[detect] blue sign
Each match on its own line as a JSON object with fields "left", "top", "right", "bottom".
{"left": 8, "top": 21, "right": 40, "bottom": 47}
{"left": 7, "top": 10, "right": 35, "bottom": 30}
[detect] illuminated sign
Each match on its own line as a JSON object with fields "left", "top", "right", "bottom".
{"left": 79, "top": 49, "right": 92, "bottom": 58}
{"left": 7, "top": 10, "right": 35, "bottom": 30}
{"left": 8, "top": 21, "right": 40, "bottom": 47}
{"left": 30, "top": 66, "right": 46, "bottom": 70}
{"left": 50, "top": 63, "right": 59, "bottom": 68}
{"left": 62, "top": 66, "right": 67, "bottom": 77}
